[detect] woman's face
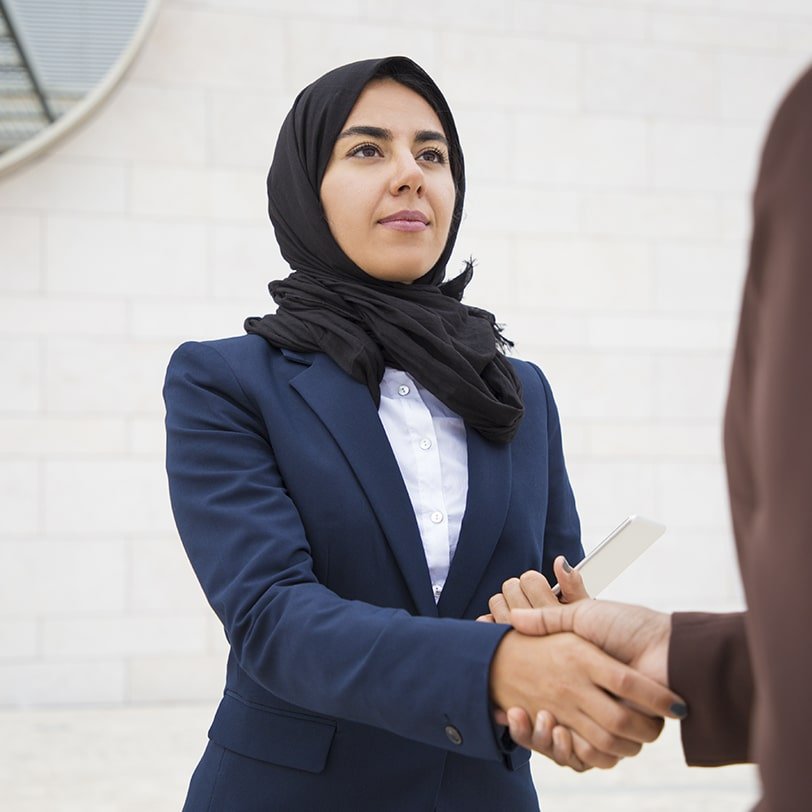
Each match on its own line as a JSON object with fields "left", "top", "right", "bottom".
{"left": 320, "top": 79, "right": 456, "bottom": 284}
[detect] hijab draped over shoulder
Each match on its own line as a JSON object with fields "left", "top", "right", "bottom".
{"left": 245, "top": 56, "right": 524, "bottom": 444}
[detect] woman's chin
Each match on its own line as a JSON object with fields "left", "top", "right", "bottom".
{"left": 357, "top": 248, "right": 444, "bottom": 284}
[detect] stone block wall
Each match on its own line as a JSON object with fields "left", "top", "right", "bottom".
{"left": 1, "top": 0, "right": 809, "bottom": 706}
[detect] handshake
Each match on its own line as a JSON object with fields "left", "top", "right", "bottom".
{"left": 480, "top": 557, "right": 686, "bottom": 772}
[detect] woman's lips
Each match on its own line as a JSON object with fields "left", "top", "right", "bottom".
{"left": 378, "top": 210, "right": 429, "bottom": 232}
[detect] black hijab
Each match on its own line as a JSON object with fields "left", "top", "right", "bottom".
{"left": 245, "top": 56, "right": 524, "bottom": 443}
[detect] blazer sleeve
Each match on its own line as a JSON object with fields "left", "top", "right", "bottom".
{"left": 164, "top": 341, "right": 511, "bottom": 761}
{"left": 668, "top": 611, "right": 754, "bottom": 766}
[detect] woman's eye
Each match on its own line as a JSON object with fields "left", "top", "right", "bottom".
{"left": 418, "top": 147, "right": 447, "bottom": 165}
{"left": 349, "top": 143, "right": 381, "bottom": 159}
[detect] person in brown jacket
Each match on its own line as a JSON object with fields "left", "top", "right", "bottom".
{"left": 487, "top": 63, "right": 812, "bottom": 809}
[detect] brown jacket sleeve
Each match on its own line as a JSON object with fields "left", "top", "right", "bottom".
{"left": 668, "top": 612, "right": 753, "bottom": 766}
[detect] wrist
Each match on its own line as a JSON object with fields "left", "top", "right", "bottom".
{"left": 488, "top": 629, "right": 519, "bottom": 709}
{"left": 645, "top": 611, "right": 672, "bottom": 686}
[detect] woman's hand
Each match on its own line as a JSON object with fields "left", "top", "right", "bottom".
{"left": 501, "top": 599, "right": 681, "bottom": 769}
{"left": 496, "top": 706, "right": 592, "bottom": 772}
{"left": 477, "top": 555, "right": 590, "bottom": 623}
{"left": 481, "top": 558, "right": 681, "bottom": 771}
{"left": 488, "top": 628, "right": 679, "bottom": 768}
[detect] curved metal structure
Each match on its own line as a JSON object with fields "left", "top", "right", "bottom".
{"left": 0, "top": 0, "right": 161, "bottom": 177}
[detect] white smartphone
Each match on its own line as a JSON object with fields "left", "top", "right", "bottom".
{"left": 551, "top": 515, "right": 666, "bottom": 597}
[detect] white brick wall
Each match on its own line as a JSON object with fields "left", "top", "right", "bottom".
{"left": 0, "top": 0, "right": 809, "bottom": 706}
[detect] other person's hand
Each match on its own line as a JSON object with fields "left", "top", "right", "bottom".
{"left": 482, "top": 559, "right": 683, "bottom": 770}
{"left": 488, "top": 624, "right": 684, "bottom": 769}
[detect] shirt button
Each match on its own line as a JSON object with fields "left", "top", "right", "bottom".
{"left": 430, "top": 510, "right": 444, "bottom": 524}
{"left": 397, "top": 384, "right": 410, "bottom": 396}
{"left": 432, "top": 584, "right": 442, "bottom": 600}
{"left": 419, "top": 438, "right": 432, "bottom": 450}
{"left": 445, "top": 725, "right": 463, "bottom": 746}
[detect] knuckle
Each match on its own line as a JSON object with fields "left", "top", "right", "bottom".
{"left": 577, "top": 742, "right": 603, "bottom": 768}
{"left": 594, "top": 729, "right": 620, "bottom": 754}
{"left": 641, "top": 717, "right": 664, "bottom": 743}
{"left": 612, "top": 669, "right": 634, "bottom": 696}
{"left": 597, "top": 754, "right": 621, "bottom": 770}
{"left": 519, "top": 570, "right": 543, "bottom": 587}
{"left": 608, "top": 704, "right": 636, "bottom": 737}
{"left": 531, "top": 731, "right": 550, "bottom": 751}
{"left": 514, "top": 732, "right": 532, "bottom": 750}
{"left": 502, "top": 577, "right": 520, "bottom": 593}
{"left": 531, "top": 734, "right": 549, "bottom": 752}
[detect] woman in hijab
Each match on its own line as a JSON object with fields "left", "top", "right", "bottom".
{"left": 163, "top": 56, "right": 683, "bottom": 811}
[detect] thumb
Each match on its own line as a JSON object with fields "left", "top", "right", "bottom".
{"left": 510, "top": 605, "right": 574, "bottom": 636}
{"left": 554, "top": 555, "right": 590, "bottom": 602}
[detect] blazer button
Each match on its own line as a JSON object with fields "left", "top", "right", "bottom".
{"left": 444, "top": 725, "right": 463, "bottom": 746}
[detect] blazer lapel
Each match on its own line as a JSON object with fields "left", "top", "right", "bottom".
{"left": 287, "top": 352, "right": 438, "bottom": 617}
{"left": 438, "top": 427, "right": 512, "bottom": 618}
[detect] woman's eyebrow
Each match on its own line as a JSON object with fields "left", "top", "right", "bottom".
{"left": 415, "top": 129, "right": 448, "bottom": 146}
{"left": 337, "top": 125, "right": 392, "bottom": 141}
{"left": 336, "top": 125, "right": 448, "bottom": 146}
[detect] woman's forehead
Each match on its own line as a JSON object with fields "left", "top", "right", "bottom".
{"left": 339, "top": 78, "right": 446, "bottom": 135}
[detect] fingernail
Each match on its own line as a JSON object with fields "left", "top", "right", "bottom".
{"left": 562, "top": 558, "right": 573, "bottom": 573}
{"left": 670, "top": 702, "right": 688, "bottom": 719}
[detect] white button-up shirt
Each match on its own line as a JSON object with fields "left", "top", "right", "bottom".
{"left": 377, "top": 368, "right": 468, "bottom": 602}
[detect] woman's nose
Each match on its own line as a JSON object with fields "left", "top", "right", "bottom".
{"left": 389, "top": 151, "right": 424, "bottom": 195}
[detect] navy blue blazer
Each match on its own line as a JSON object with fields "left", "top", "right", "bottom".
{"left": 164, "top": 335, "right": 582, "bottom": 812}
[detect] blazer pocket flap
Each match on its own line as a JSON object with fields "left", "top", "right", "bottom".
{"left": 209, "top": 693, "right": 337, "bottom": 774}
